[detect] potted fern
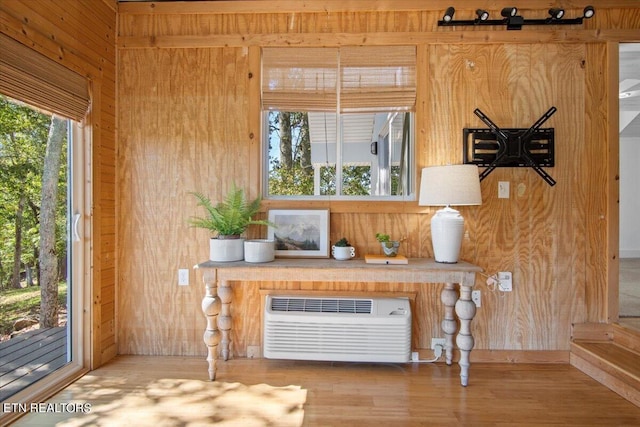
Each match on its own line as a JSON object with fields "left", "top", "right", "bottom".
{"left": 190, "top": 185, "right": 272, "bottom": 262}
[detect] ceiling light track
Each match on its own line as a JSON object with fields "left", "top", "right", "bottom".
{"left": 438, "top": 6, "right": 595, "bottom": 31}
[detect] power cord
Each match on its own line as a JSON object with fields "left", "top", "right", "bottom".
{"left": 478, "top": 271, "right": 507, "bottom": 297}
{"left": 410, "top": 344, "right": 444, "bottom": 363}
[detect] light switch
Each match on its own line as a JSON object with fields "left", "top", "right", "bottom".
{"left": 498, "top": 181, "right": 510, "bottom": 199}
{"left": 178, "top": 269, "right": 189, "bottom": 286}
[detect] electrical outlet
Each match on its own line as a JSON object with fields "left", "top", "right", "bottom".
{"left": 431, "top": 338, "right": 445, "bottom": 350}
{"left": 411, "top": 351, "right": 420, "bottom": 362}
{"left": 178, "top": 269, "right": 189, "bottom": 286}
{"left": 498, "top": 271, "right": 513, "bottom": 291}
{"left": 472, "top": 290, "right": 481, "bottom": 307}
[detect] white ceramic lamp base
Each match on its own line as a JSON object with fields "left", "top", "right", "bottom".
{"left": 431, "top": 206, "right": 465, "bottom": 263}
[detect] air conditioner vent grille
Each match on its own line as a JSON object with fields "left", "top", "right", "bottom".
{"left": 270, "top": 297, "right": 372, "bottom": 314}
{"left": 264, "top": 295, "right": 411, "bottom": 363}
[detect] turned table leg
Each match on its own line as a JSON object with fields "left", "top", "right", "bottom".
{"left": 440, "top": 282, "right": 458, "bottom": 366}
{"left": 218, "top": 280, "right": 232, "bottom": 361}
{"left": 201, "top": 273, "right": 221, "bottom": 380}
{"left": 455, "top": 284, "right": 477, "bottom": 387}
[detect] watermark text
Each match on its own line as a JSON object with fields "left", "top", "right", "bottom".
{"left": 3, "top": 402, "right": 91, "bottom": 414}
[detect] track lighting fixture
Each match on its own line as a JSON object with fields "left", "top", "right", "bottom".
{"left": 548, "top": 8, "right": 565, "bottom": 20}
{"left": 583, "top": 6, "right": 595, "bottom": 19}
{"left": 501, "top": 7, "right": 517, "bottom": 18}
{"left": 443, "top": 7, "right": 455, "bottom": 23}
{"left": 475, "top": 9, "right": 489, "bottom": 21}
{"left": 438, "top": 5, "right": 595, "bottom": 30}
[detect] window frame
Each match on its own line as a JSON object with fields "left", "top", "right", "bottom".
{"left": 261, "top": 45, "right": 417, "bottom": 202}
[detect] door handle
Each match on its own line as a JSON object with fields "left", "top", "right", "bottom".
{"left": 72, "top": 213, "right": 81, "bottom": 242}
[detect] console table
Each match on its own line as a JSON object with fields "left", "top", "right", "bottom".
{"left": 194, "top": 258, "right": 481, "bottom": 386}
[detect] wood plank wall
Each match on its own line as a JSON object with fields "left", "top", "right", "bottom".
{"left": 0, "top": 0, "right": 117, "bottom": 368}
{"left": 116, "top": 1, "right": 640, "bottom": 359}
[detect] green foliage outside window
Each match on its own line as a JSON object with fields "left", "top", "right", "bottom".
{"left": 0, "top": 96, "right": 68, "bottom": 289}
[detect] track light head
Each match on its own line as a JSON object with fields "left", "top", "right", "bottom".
{"left": 501, "top": 7, "right": 518, "bottom": 18}
{"left": 548, "top": 8, "right": 565, "bottom": 20}
{"left": 583, "top": 6, "right": 595, "bottom": 19}
{"left": 443, "top": 7, "right": 455, "bottom": 23}
{"left": 475, "top": 9, "right": 489, "bottom": 21}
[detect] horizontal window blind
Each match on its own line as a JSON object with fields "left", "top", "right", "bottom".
{"left": 0, "top": 34, "right": 89, "bottom": 121}
{"left": 340, "top": 46, "right": 416, "bottom": 112}
{"left": 262, "top": 47, "right": 338, "bottom": 112}
{"left": 262, "top": 46, "right": 416, "bottom": 113}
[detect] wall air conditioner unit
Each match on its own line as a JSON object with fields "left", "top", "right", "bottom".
{"left": 264, "top": 295, "right": 411, "bottom": 363}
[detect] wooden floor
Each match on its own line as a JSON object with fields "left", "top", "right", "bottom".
{"left": 9, "top": 355, "right": 640, "bottom": 426}
{"left": 0, "top": 327, "right": 67, "bottom": 401}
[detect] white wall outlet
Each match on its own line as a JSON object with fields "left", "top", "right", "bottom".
{"left": 431, "top": 338, "right": 446, "bottom": 350}
{"left": 472, "top": 290, "right": 481, "bottom": 307}
{"left": 411, "top": 351, "right": 420, "bottom": 362}
{"left": 178, "top": 269, "right": 189, "bottom": 286}
{"left": 498, "top": 181, "right": 510, "bottom": 199}
{"left": 498, "top": 271, "right": 513, "bottom": 291}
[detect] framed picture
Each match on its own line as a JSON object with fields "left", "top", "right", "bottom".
{"left": 268, "top": 209, "right": 330, "bottom": 258}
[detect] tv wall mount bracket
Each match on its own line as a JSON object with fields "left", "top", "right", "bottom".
{"left": 463, "top": 106, "right": 557, "bottom": 186}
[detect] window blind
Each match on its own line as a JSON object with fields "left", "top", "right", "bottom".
{"left": 0, "top": 34, "right": 90, "bottom": 121}
{"left": 340, "top": 46, "right": 416, "bottom": 112}
{"left": 262, "top": 46, "right": 416, "bottom": 113}
{"left": 262, "top": 47, "right": 338, "bottom": 112}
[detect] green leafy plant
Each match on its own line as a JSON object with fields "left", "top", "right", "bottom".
{"left": 334, "top": 237, "right": 351, "bottom": 247}
{"left": 375, "top": 233, "right": 391, "bottom": 245}
{"left": 189, "top": 185, "right": 272, "bottom": 238}
{"left": 376, "top": 233, "right": 402, "bottom": 257}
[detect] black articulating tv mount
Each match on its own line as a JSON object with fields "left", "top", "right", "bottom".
{"left": 463, "top": 106, "right": 557, "bottom": 186}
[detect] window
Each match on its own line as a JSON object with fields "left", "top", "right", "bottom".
{"left": 262, "top": 46, "right": 416, "bottom": 200}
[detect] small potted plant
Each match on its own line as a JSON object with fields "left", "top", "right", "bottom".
{"left": 375, "top": 233, "right": 401, "bottom": 257}
{"left": 332, "top": 237, "right": 355, "bottom": 260}
{"left": 190, "top": 185, "right": 273, "bottom": 262}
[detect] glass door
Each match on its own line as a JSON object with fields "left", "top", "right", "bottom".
{"left": 0, "top": 97, "right": 88, "bottom": 402}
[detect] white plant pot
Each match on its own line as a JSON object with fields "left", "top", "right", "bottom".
{"left": 332, "top": 245, "right": 355, "bottom": 261}
{"left": 244, "top": 239, "right": 275, "bottom": 263}
{"left": 210, "top": 237, "right": 245, "bottom": 262}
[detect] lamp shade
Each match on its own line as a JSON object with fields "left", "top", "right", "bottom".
{"left": 419, "top": 164, "right": 482, "bottom": 207}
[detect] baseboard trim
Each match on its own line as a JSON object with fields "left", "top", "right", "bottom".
{"left": 411, "top": 349, "right": 570, "bottom": 364}
{"left": 572, "top": 322, "right": 614, "bottom": 341}
{"left": 469, "top": 350, "right": 570, "bottom": 363}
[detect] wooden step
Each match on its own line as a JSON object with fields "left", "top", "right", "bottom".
{"left": 571, "top": 339, "right": 640, "bottom": 407}
{"left": 613, "top": 322, "right": 640, "bottom": 354}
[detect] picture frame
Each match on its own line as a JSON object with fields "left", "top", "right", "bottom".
{"left": 267, "top": 209, "right": 330, "bottom": 258}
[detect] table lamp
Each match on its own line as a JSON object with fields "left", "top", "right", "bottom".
{"left": 419, "top": 164, "right": 482, "bottom": 263}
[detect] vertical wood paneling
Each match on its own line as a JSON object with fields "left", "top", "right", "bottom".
{"left": 117, "top": 46, "right": 251, "bottom": 355}
{"left": 584, "top": 43, "right": 612, "bottom": 322}
{"left": 115, "top": 6, "right": 639, "bottom": 357}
